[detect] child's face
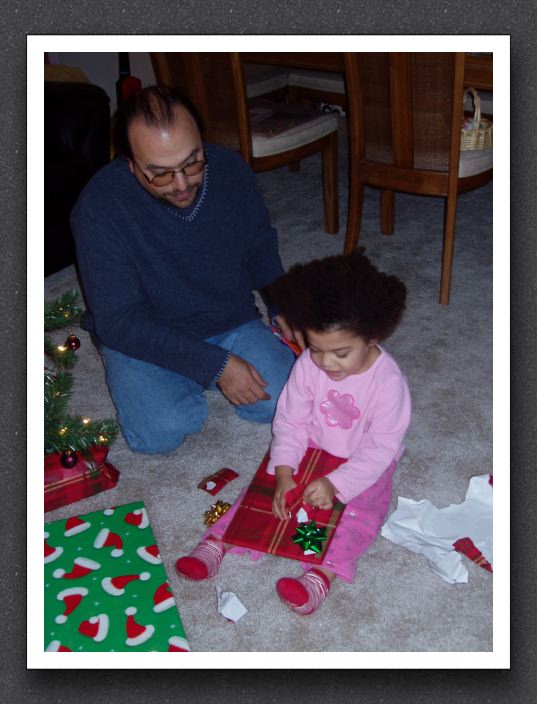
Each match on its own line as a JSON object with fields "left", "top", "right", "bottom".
{"left": 307, "top": 328, "right": 378, "bottom": 381}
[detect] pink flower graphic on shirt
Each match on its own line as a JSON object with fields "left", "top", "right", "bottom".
{"left": 320, "top": 390, "right": 361, "bottom": 429}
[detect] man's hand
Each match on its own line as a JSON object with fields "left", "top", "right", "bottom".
{"left": 217, "top": 354, "right": 270, "bottom": 406}
{"left": 272, "top": 465, "right": 297, "bottom": 520}
{"left": 302, "top": 477, "right": 336, "bottom": 510}
{"left": 274, "top": 314, "right": 306, "bottom": 351}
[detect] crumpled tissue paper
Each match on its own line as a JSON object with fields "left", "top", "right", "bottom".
{"left": 296, "top": 507, "right": 309, "bottom": 523}
{"left": 381, "top": 474, "right": 492, "bottom": 584}
{"left": 215, "top": 584, "right": 248, "bottom": 622}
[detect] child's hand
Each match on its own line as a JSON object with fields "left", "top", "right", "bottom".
{"left": 302, "top": 478, "right": 336, "bottom": 510}
{"left": 274, "top": 314, "right": 306, "bottom": 351}
{"left": 273, "top": 465, "right": 297, "bottom": 520}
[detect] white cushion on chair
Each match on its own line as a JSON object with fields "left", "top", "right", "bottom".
{"left": 243, "top": 64, "right": 289, "bottom": 98}
{"left": 287, "top": 69, "right": 345, "bottom": 95}
{"left": 248, "top": 101, "right": 339, "bottom": 157}
{"left": 458, "top": 147, "right": 493, "bottom": 177}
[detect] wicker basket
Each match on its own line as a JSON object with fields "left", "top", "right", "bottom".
{"left": 460, "top": 87, "right": 493, "bottom": 151}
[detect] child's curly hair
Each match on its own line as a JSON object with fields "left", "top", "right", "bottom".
{"left": 267, "top": 248, "right": 407, "bottom": 342}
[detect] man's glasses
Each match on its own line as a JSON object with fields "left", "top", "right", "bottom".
{"left": 135, "top": 159, "right": 206, "bottom": 187}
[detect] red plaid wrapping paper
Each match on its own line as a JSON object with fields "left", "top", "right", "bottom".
{"left": 223, "top": 446, "right": 346, "bottom": 565}
{"left": 44, "top": 445, "right": 120, "bottom": 512}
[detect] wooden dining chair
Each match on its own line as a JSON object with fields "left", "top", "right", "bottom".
{"left": 343, "top": 52, "right": 493, "bottom": 304}
{"left": 150, "top": 52, "right": 339, "bottom": 234}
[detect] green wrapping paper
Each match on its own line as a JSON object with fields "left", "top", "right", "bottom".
{"left": 44, "top": 501, "right": 190, "bottom": 652}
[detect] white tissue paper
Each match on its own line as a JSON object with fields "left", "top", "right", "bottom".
{"left": 381, "top": 474, "right": 492, "bottom": 584}
{"left": 296, "top": 507, "right": 309, "bottom": 523}
{"left": 215, "top": 584, "right": 248, "bottom": 622}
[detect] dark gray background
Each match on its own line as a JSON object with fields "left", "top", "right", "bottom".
{"left": 4, "top": 1, "right": 535, "bottom": 701}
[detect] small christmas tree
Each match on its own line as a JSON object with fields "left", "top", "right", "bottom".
{"left": 44, "top": 290, "right": 118, "bottom": 468}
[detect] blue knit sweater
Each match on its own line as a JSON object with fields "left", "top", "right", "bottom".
{"left": 71, "top": 144, "right": 285, "bottom": 388}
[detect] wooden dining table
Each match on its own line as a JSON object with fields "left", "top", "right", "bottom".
{"left": 241, "top": 52, "right": 493, "bottom": 91}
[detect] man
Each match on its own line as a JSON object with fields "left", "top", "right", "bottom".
{"left": 71, "top": 85, "right": 298, "bottom": 454}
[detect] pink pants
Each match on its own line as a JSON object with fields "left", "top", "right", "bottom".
{"left": 205, "top": 459, "right": 398, "bottom": 583}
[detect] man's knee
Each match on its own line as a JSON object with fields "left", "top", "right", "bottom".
{"left": 122, "top": 426, "right": 185, "bottom": 454}
{"left": 118, "top": 401, "right": 208, "bottom": 454}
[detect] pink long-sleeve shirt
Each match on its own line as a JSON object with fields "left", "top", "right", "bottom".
{"left": 267, "top": 346, "right": 411, "bottom": 504}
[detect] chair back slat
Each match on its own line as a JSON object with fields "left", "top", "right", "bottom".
{"left": 230, "top": 53, "right": 254, "bottom": 163}
{"left": 390, "top": 53, "right": 413, "bottom": 168}
{"left": 149, "top": 53, "right": 188, "bottom": 93}
{"left": 358, "top": 53, "right": 394, "bottom": 165}
{"left": 194, "top": 53, "right": 242, "bottom": 152}
{"left": 410, "top": 53, "right": 456, "bottom": 171}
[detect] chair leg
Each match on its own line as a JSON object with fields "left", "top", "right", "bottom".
{"left": 380, "top": 190, "right": 395, "bottom": 235}
{"left": 439, "top": 194, "right": 458, "bottom": 305}
{"left": 343, "top": 176, "right": 364, "bottom": 254}
{"left": 322, "top": 131, "right": 339, "bottom": 234}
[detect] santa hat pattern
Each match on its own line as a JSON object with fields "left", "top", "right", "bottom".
{"left": 124, "top": 607, "right": 155, "bottom": 647}
{"left": 101, "top": 571, "right": 151, "bottom": 596}
{"left": 63, "top": 516, "right": 91, "bottom": 537}
{"left": 103, "top": 508, "right": 115, "bottom": 516}
{"left": 44, "top": 532, "right": 63, "bottom": 564}
{"left": 136, "top": 544, "right": 162, "bottom": 565}
{"left": 55, "top": 587, "right": 89, "bottom": 623}
{"left": 168, "top": 636, "right": 190, "bottom": 652}
{"left": 78, "top": 613, "right": 110, "bottom": 643}
{"left": 46, "top": 640, "right": 72, "bottom": 652}
{"left": 53, "top": 557, "right": 101, "bottom": 580}
{"left": 152, "top": 582, "right": 175, "bottom": 613}
{"left": 94, "top": 528, "right": 124, "bottom": 557}
{"left": 124, "top": 507, "right": 149, "bottom": 529}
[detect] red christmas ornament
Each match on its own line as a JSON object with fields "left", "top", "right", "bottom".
{"left": 60, "top": 451, "right": 78, "bottom": 468}
{"left": 65, "top": 334, "right": 81, "bottom": 350}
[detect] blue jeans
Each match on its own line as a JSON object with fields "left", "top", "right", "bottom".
{"left": 100, "top": 319, "right": 295, "bottom": 454}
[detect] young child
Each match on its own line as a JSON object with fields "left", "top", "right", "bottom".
{"left": 176, "top": 248, "right": 411, "bottom": 615}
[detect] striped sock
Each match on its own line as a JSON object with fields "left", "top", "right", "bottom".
{"left": 175, "top": 538, "right": 225, "bottom": 580}
{"left": 276, "top": 569, "right": 331, "bottom": 615}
